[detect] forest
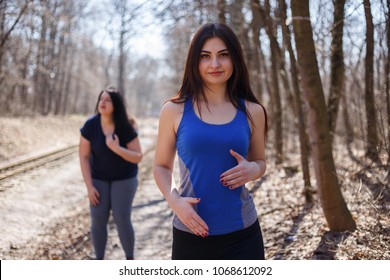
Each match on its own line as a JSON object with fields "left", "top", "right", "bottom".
{"left": 0, "top": 0, "right": 389, "bottom": 259}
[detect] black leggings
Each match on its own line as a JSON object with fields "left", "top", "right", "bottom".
{"left": 172, "top": 219, "right": 265, "bottom": 260}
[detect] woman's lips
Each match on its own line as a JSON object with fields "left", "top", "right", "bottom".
{"left": 209, "top": 71, "right": 223, "bottom": 76}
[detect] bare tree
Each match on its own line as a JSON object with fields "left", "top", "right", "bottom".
{"left": 364, "top": 0, "right": 379, "bottom": 160}
{"left": 110, "top": 0, "right": 146, "bottom": 97}
{"left": 279, "top": 0, "right": 312, "bottom": 203}
{"left": 33, "top": 0, "right": 49, "bottom": 115}
{"left": 0, "top": 0, "right": 32, "bottom": 83}
{"left": 113, "top": 0, "right": 130, "bottom": 96}
{"left": 217, "top": 0, "right": 226, "bottom": 24}
{"left": 385, "top": 0, "right": 390, "bottom": 179}
{"left": 291, "top": 0, "right": 356, "bottom": 231}
{"left": 249, "top": 2, "right": 265, "bottom": 102}
{"left": 0, "top": 0, "right": 32, "bottom": 113}
{"left": 129, "top": 56, "right": 160, "bottom": 117}
{"left": 252, "top": 0, "right": 284, "bottom": 164}
{"left": 327, "top": 0, "right": 346, "bottom": 145}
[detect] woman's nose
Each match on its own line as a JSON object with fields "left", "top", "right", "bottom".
{"left": 211, "top": 57, "right": 220, "bottom": 67}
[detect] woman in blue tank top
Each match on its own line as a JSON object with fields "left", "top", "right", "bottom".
{"left": 153, "top": 23, "right": 268, "bottom": 259}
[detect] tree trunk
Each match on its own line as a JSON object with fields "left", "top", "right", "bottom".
{"left": 327, "top": 0, "right": 346, "bottom": 145}
{"left": 249, "top": 5, "right": 264, "bottom": 102}
{"left": 61, "top": 42, "right": 75, "bottom": 115}
{"left": 0, "top": 0, "right": 31, "bottom": 83}
{"left": 0, "top": 0, "right": 31, "bottom": 112}
{"left": 44, "top": 8, "right": 59, "bottom": 116}
{"left": 19, "top": 37, "right": 33, "bottom": 109}
{"left": 363, "top": 0, "right": 379, "bottom": 160}
{"left": 118, "top": 28, "right": 126, "bottom": 96}
{"left": 253, "top": 0, "right": 283, "bottom": 164}
{"left": 348, "top": 44, "right": 365, "bottom": 146}
{"left": 231, "top": 0, "right": 251, "bottom": 64}
{"left": 386, "top": 0, "right": 390, "bottom": 178}
{"left": 279, "top": 0, "right": 312, "bottom": 203}
{"left": 0, "top": 0, "right": 6, "bottom": 91}
{"left": 33, "top": 8, "right": 48, "bottom": 114}
{"left": 342, "top": 86, "right": 354, "bottom": 147}
{"left": 217, "top": 0, "right": 226, "bottom": 24}
{"left": 250, "top": 1, "right": 273, "bottom": 104}
{"left": 55, "top": 31, "right": 67, "bottom": 116}
{"left": 113, "top": 0, "right": 144, "bottom": 98}
{"left": 291, "top": 0, "right": 356, "bottom": 231}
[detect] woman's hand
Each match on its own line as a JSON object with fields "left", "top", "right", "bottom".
{"left": 106, "top": 133, "right": 120, "bottom": 151}
{"left": 220, "top": 149, "right": 261, "bottom": 189}
{"left": 87, "top": 185, "right": 100, "bottom": 206}
{"left": 171, "top": 196, "right": 209, "bottom": 237}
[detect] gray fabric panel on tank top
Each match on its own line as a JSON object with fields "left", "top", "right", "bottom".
{"left": 172, "top": 156, "right": 195, "bottom": 233}
{"left": 240, "top": 186, "right": 258, "bottom": 228}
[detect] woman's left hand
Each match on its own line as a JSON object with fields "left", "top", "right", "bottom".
{"left": 220, "top": 149, "right": 260, "bottom": 189}
{"left": 106, "top": 133, "right": 120, "bottom": 151}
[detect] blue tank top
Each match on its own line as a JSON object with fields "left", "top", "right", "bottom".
{"left": 174, "top": 98, "right": 258, "bottom": 235}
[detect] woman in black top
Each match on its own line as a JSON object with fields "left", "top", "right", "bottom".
{"left": 79, "top": 86, "right": 143, "bottom": 260}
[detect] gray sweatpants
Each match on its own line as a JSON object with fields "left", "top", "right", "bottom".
{"left": 90, "top": 177, "right": 138, "bottom": 259}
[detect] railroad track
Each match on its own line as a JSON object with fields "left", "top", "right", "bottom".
{"left": 0, "top": 145, "right": 79, "bottom": 181}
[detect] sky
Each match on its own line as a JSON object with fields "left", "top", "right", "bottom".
{"left": 87, "top": 0, "right": 166, "bottom": 59}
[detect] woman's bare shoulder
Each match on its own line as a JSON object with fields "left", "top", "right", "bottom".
{"left": 161, "top": 101, "right": 185, "bottom": 113}
{"left": 159, "top": 101, "right": 186, "bottom": 131}
{"left": 245, "top": 100, "right": 266, "bottom": 118}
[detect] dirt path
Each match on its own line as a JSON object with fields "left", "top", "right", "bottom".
{"left": 99, "top": 146, "right": 173, "bottom": 260}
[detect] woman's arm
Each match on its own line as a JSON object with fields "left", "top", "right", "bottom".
{"left": 79, "top": 136, "right": 100, "bottom": 205}
{"left": 220, "top": 102, "right": 267, "bottom": 189}
{"left": 153, "top": 102, "right": 209, "bottom": 237}
{"left": 106, "top": 134, "right": 143, "bottom": 164}
{"left": 246, "top": 101, "right": 267, "bottom": 178}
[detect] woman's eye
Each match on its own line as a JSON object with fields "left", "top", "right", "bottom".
{"left": 220, "top": 52, "right": 229, "bottom": 57}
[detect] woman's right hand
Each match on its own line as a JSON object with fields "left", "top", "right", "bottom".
{"left": 87, "top": 186, "right": 100, "bottom": 206}
{"left": 171, "top": 197, "right": 209, "bottom": 237}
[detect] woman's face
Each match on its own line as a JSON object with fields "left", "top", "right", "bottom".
{"left": 98, "top": 91, "right": 114, "bottom": 115}
{"left": 198, "top": 37, "right": 233, "bottom": 88}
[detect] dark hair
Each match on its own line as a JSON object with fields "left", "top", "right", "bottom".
{"left": 95, "top": 86, "right": 135, "bottom": 137}
{"left": 172, "top": 22, "right": 267, "bottom": 133}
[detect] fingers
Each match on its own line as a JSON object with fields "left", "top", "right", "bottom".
{"left": 187, "top": 197, "right": 201, "bottom": 205}
{"left": 173, "top": 197, "right": 209, "bottom": 237}
{"left": 220, "top": 169, "right": 246, "bottom": 189}
{"left": 189, "top": 219, "right": 209, "bottom": 237}
{"left": 220, "top": 150, "right": 251, "bottom": 189}
{"left": 220, "top": 163, "right": 250, "bottom": 189}
{"left": 230, "top": 149, "right": 244, "bottom": 163}
{"left": 105, "top": 134, "right": 120, "bottom": 152}
{"left": 221, "top": 150, "right": 245, "bottom": 178}
{"left": 90, "top": 197, "right": 98, "bottom": 206}
{"left": 186, "top": 214, "right": 209, "bottom": 237}
{"left": 89, "top": 188, "right": 100, "bottom": 206}
{"left": 106, "top": 134, "right": 118, "bottom": 143}
{"left": 90, "top": 196, "right": 98, "bottom": 206}
{"left": 183, "top": 198, "right": 209, "bottom": 236}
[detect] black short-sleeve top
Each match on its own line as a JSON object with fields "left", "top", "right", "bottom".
{"left": 80, "top": 114, "right": 138, "bottom": 181}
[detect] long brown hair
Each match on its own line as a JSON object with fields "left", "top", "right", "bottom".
{"left": 172, "top": 23, "right": 267, "bottom": 133}
{"left": 95, "top": 86, "right": 136, "bottom": 136}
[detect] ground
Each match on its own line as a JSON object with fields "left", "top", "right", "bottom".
{"left": 0, "top": 115, "right": 389, "bottom": 260}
